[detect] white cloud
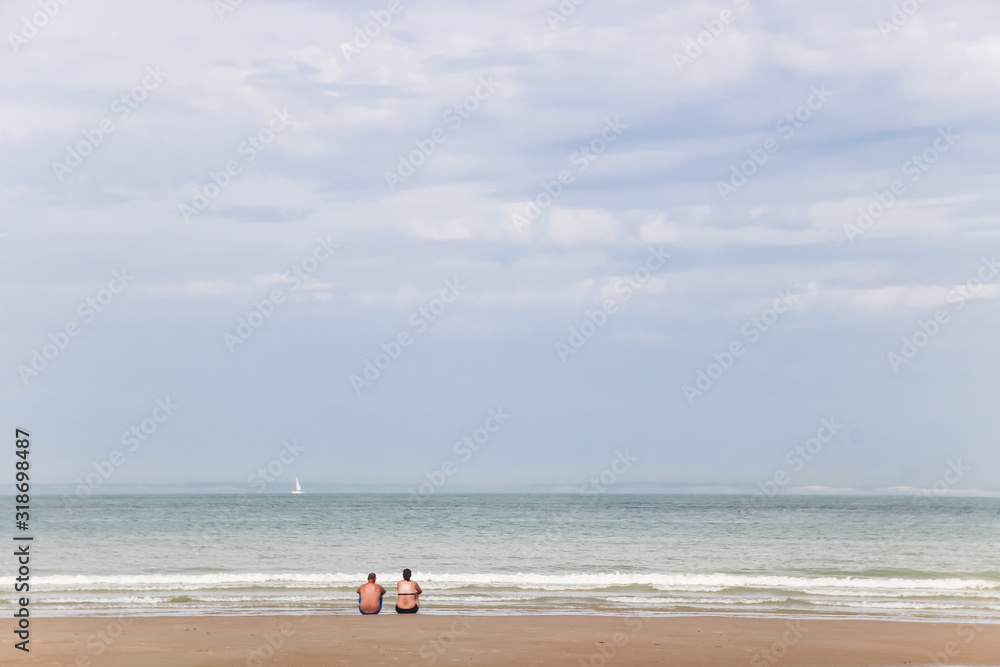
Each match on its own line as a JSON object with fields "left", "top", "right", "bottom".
{"left": 547, "top": 208, "right": 621, "bottom": 245}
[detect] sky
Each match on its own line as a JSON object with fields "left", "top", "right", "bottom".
{"left": 2, "top": 0, "right": 999, "bottom": 495}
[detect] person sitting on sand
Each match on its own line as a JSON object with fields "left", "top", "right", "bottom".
{"left": 357, "top": 573, "right": 386, "bottom": 615}
{"left": 395, "top": 568, "right": 422, "bottom": 614}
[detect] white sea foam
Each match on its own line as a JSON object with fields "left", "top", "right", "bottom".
{"left": 801, "top": 588, "right": 1000, "bottom": 599}
{"left": 419, "top": 572, "right": 999, "bottom": 592}
{"left": 820, "top": 600, "right": 970, "bottom": 610}
{"left": 35, "top": 596, "right": 164, "bottom": 605}
{"left": 602, "top": 596, "right": 790, "bottom": 606}
{"left": 34, "top": 571, "right": 1000, "bottom": 595}
{"left": 36, "top": 572, "right": 369, "bottom": 591}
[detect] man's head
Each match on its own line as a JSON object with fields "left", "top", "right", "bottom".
{"left": 402, "top": 569, "right": 411, "bottom": 581}
{"left": 368, "top": 573, "right": 376, "bottom": 582}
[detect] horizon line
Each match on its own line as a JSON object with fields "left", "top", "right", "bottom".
{"left": 7, "top": 482, "right": 1000, "bottom": 499}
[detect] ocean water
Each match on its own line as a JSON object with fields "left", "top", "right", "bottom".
{"left": 14, "top": 494, "right": 1000, "bottom": 620}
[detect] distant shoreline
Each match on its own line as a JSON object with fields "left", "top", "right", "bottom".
{"left": 8, "top": 486, "right": 1000, "bottom": 497}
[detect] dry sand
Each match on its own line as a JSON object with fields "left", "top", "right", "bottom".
{"left": 6, "top": 614, "right": 999, "bottom": 666}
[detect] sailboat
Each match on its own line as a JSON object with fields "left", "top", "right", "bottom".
{"left": 292, "top": 477, "right": 304, "bottom": 494}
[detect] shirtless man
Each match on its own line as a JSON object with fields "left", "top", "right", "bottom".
{"left": 357, "top": 573, "right": 386, "bottom": 615}
{"left": 395, "top": 568, "right": 422, "bottom": 614}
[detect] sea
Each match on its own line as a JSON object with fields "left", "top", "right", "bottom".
{"left": 14, "top": 493, "right": 1000, "bottom": 621}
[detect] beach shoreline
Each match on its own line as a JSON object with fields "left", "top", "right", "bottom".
{"left": 7, "top": 614, "right": 1000, "bottom": 666}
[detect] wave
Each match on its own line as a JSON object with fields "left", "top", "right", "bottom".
{"left": 602, "top": 596, "right": 790, "bottom": 606}
{"left": 24, "top": 595, "right": 165, "bottom": 605}
{"left": 414, "top": 572, "right": 1000, "bottom": 593}
{"left": 34, "top": 571, "right": 1000, "bottom": 594}
{"left": 815, "top": 600, "right": 972, "bottom": 611}
{"left": 36, "top": 572, "right": 369, "bottom": 591}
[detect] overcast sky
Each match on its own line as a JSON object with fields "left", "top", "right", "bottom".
{"left": 2, "top": 0, "right": 998, "bottom": 494}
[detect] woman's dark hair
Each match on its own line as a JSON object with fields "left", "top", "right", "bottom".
{"left": 402, "top": 569, "right": 411, "bottom": 581}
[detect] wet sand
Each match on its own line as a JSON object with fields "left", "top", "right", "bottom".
{"left": 7, "top": 614, "right": 1000, "bottom": 666}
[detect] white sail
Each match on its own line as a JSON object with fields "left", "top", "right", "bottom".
{"left": 292, "top": 477, "right": 303, "bottom": 494}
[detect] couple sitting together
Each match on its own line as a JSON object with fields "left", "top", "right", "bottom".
{"left": 357, "top": 569, "right": 422, "bottom": 615}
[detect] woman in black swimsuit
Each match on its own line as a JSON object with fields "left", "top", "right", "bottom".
{"left": 395, "top": 568, "right": 422, "bottom": 614}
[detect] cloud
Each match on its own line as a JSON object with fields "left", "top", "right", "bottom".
{"left": 547, "top": 208, "right": 621, "bottom": 245}
{"left": 2, "top": 0, "right": 999, "bottom": 488}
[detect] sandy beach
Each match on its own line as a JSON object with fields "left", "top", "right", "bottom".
{"left": 7, "top": 615, "right": 999, "bottom": 666}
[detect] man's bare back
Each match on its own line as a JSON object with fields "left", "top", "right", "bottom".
{"left": 357, "top": 574, "right": 386, "bottom": 615}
